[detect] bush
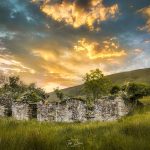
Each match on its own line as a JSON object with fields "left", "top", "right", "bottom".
{"left": 122, "top": 83, "right": 150, "bottom": 104}
{"left": 0, "top": 76, "right": 48, "bottom": 102}
{"left": 110, "top": 85, "right": 120, "bottom": 95}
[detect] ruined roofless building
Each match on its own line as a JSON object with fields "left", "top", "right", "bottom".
{"left": 12, "top": 101, "right": 37, "bottom": 120}
{"left": 0, "top": 96, "right": 130, "bottom": 122}
{"left": 0, "top": 96, "right": 12, "bottom": 117}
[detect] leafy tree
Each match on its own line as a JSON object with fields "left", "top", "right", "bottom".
{"left": 0, "top": 76, "right": 48, "bottom": 102}
{"left": 83, "top": 69, "right": 111, "bottom": 100}
{"left": 123, "top": 82, "right": 150, "bottom": 104}
{"left": 1, "top": 76, "right": 26, "bottom": 99}
{"left": 18, "top": 90, "right": 42, "bottom": 102}
{"left": 54, "top": 87, "right": 64, "bottom": 101}
{"left": 110, "top": 85, "right": 120, "bottom": 95}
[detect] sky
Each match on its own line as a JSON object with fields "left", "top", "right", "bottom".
{"left": 0, "top": 0, "right": 150, "bottom": 92}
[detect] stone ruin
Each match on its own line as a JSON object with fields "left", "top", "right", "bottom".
{"left": 12, "top": 102, "right": 37, "bottom": 120}
{"left": 37, "top": 99, "right": 87, "bottom": 122}
{"left": 0, "top": 97, "right": 12, "bottom": 117}
{"left": 0, "top": 96, "right": 130, "bottom": 122}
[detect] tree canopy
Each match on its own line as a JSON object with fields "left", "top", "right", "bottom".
{"left": 0, "top": 76, "right": 48, "bottom": 102}
{"left": 54, "top": 87, "right": 64, "bottom": 101}
{"left": 83, "top": 69, "right": 111, "bottom": 100}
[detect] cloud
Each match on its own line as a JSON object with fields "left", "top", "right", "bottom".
{"left": 32, "top": 0, "right": 118, "bottom": 30}
{"left": 0, "top": 52, "right": 35, "bottom": 75}
{"left": 138, "top": 6, "right": 150, "bottom": 32}
{"left": 26, "top": 37, "right": 128, "bottom": 90}
{"left": 74, "top": 38, "right": 127, "bottom": 59}
{"left": 134, "top": 48, "right": 143, "bottom": 54}
{"left": 144, "top": 39, "right": 150, "bottom": 43}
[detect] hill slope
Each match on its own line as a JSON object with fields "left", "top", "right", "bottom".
{"left": 48, "top": 68, "right": 150, "bottom": 100}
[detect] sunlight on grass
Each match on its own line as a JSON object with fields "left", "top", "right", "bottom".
{"left": 139, "top": 96, "right": 150, "bottom": 105}
{"left": 0, "top": 97, "right": 150, "bottom": 150}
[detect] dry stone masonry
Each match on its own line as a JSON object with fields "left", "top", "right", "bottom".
{"left": 12, "top": 102, "right": 37, "bottom": 120}
{"left": 0, "top": 96, "right": 130, "bottom": 122}
{"left": 0, "top": 97, "right": 12, "bottom": 117}
{"left": 37, "top": 99, "right": 87, "bottom": 122}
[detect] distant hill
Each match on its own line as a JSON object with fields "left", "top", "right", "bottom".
{"left": 48, "top": 68, "right": 150, "bottom": 101}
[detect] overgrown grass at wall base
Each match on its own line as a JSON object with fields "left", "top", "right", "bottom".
{"left": 0, "top": 97, "right": 150, "bottom": 150}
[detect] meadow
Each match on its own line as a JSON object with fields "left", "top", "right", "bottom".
{"left": 0, "top": 97, "right": 150, "bottom": 150}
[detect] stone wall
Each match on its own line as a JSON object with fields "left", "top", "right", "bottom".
{"left": 37, "top": 97, "right": 129, "bottom": 122}
{"left": 0, "top": 96, "right": 130, "bottom": 122}
{"left": 0, "top": 105, "right": 6, "bottom": 117}
{"left": 12, "top": 102, "right": 37, "bottom": 120}
{"left": 0, "top": 98, "right": 12, "bottom": 117}
{"left": 37, "top": 100, "right": 86, "bottom": 122}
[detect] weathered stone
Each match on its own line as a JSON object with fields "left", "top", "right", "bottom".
{"left": 0, "top": 105, "right": 5, "bottom": 117}
{"left": 0, "top": 97, "right": 12, "bottom": 117}
{"left": 37, "top": 97, "right": 129, "bottom": 122}
{"left": 12, "top": 102, "right": 37, "bottom": 120}
{"left": 1, "top": 96, "right": 130, "bottom": 122}
{"left": 37, "top": 99, "right": 87, "bottom": 122}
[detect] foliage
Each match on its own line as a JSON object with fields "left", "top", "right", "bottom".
{"left": 54, "top": 87, "right": 64, "bottom": 101}
{"left": 83, "top": 69, "right": 111, "bottom": 100}
{"left": 122, "top": 82, "right": 150, "bottom": 104}
{"left": 110, "top": 85, "right": 120, "bottom": 95}
{"left": 0, "top": 76, "right": 48, "bottom": 102}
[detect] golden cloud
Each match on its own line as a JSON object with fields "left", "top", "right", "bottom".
{"left": 31, "top": 38, "right": 127, "bottom": 90}
{"left": 139, "top": 6, "right": 150, "bottom": 32}
{"left": 32, "top": 0, "right": 118, "bottom": 30}
{"left": 32, "top": 49, "right": 57, "bottom": 61}
{"left": 74, "top": 38, "right": 127, "bottom": 59}
{"left": 2, "top": 37, "right": 127, "bottom": 91}
{"left": 0, "top": 54, "right": 35, "bottom": 74}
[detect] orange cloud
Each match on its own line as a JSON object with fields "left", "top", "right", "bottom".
{"left": 32, "top": 0, "right": 118, "bottom": 30}
{"left": 138, "top": 6, "right": 150, "bottom": 32}
{"left": 32, "top": 49, "right": 57, "bottom": 61}
{"left": 74, "top": 38, "right": 127, "bottom": 59}
{"left": 1, "top": 37, "right": 127, "bottom": 91}
{"left": 0, "top": 54, "right": 35, "bottom": 74}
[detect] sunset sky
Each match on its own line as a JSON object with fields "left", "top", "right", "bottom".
{"left": 0, "top": 0, "right": 150, "bottom": 92}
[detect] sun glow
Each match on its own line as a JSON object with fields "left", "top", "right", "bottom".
{"left": 74, "top": 38, "right": 127, "bottom": 59}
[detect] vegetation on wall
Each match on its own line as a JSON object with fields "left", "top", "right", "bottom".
{"left": 53, "top": 87, "right": 64, "bottom": 101}
{"left": 0, "top": 76, "right": 48, "bottom": 103}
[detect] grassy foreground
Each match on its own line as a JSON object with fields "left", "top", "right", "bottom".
{"left": 0, "top": 97, "right": 150, "bottom": 150}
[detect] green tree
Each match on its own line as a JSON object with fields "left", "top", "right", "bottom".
{"left": 110, "top": 85, "right": 120, "bottom": 95}
{"left": 2, "top": 76, "right": 27, "bottom": 99}
{"left": 83, "top": 69, "right": 111, "bottom": 100}
{"left": 54, "top": 87, "right": 64, "bottom": 101}
{"left": 0, "top": 76, "right": 48, "bottom": 102}
{"left": 124, "top": 83, "right": 150, "bottom": 104}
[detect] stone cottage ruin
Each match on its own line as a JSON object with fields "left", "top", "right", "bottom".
{"left": 0, "top": 97, "right": 12, "bottom": 117}
{"left": 12, "top": 102, "right": 37, "bottom": 120}
{"left": 0, "top": 96, "right": 130, "bottom": 122}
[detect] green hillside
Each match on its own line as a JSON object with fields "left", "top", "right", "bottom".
{"left": 48, "top": 68, "right": 150, "bottom": 101}
{"left": 107, "top": 68, "right": 150, "bottom": 85}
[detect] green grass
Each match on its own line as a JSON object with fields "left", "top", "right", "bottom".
{"left": 0, "top": 97, "right": 150, "bottom": 150}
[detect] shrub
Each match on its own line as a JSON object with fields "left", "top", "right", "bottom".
{"left": 110, "top": 85, "right": 120, "bottom": 95}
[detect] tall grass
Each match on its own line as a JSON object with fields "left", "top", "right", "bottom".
{"left": 0, "top": 97, "right": 150, "bottom": 150}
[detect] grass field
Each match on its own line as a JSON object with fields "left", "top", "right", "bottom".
{"left": 0, "top": 97, "right": 150, "bottom": 150}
